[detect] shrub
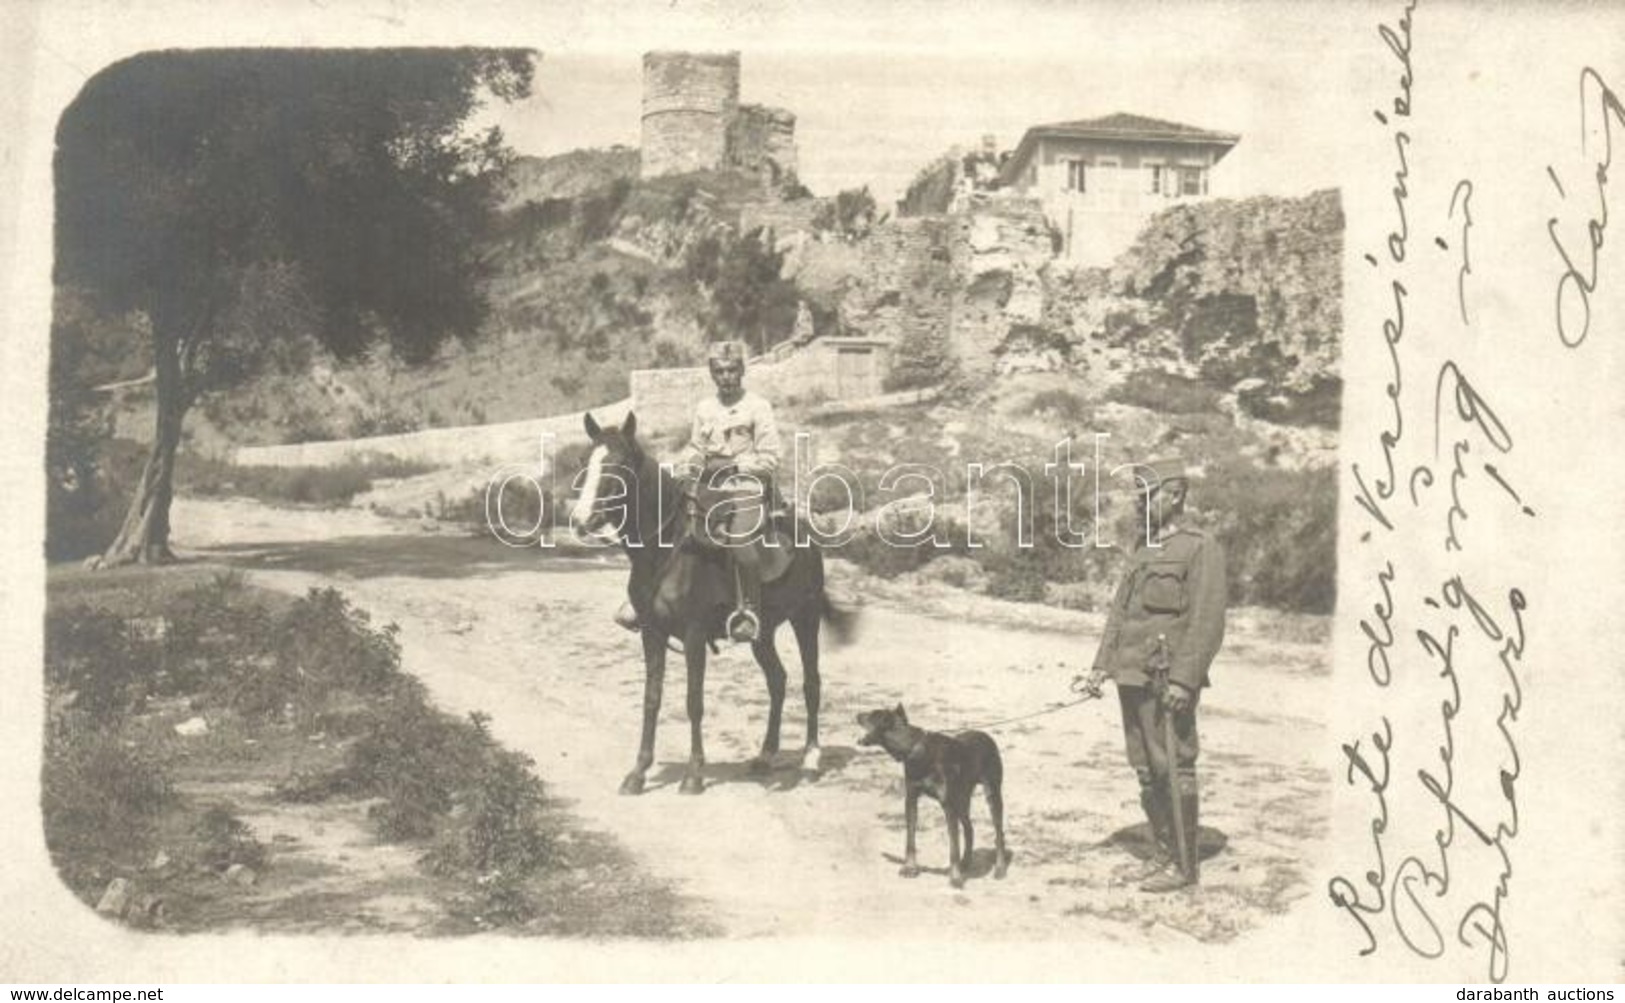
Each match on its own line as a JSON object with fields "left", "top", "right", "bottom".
{"left": 164, "top": 579, "right": 402, "bottom": 724}
{"left": 1028, "top": 388, "right": 1095, "bottom": 427}
{"left": 779, "top": 171, "right": 813, "bottom": 201}
{"left": 190, "top": 805, "right": 269, "bottom": 873}
{"left": 897, "top": 156, "right": 956, "bottom": 217}
{"left": 812, "top": 186, "right": 878, "bottom": 240}
{"left": 1236, "top": 375, "right": 1343, "bottom": 429}
{"left": 44, "top": 607, "right": 159, "bottom": 719}
{"left": 423, "top": 714, "right": 551, "bottom": 925}
{"left": 1107, "top": 370, "right": 1224, "bottom": 414}
{"left": 42, "top": 724, "right": 171, "bottom": 882}
{"left": 275, "top": 588, "right": 402, "bottom": 696}
{"left": 1199, "top": 462, "right": 1337, "bottom": 613}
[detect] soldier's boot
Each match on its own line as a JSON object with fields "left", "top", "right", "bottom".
{"left": 1127, "top": 784, "right": 1176, "bottom": 882}
{"left": 727, "top": 552, "right": 762, "bottom": 643}
{"left": 1141, "top": 790, "right": 1200, "bottom": 893}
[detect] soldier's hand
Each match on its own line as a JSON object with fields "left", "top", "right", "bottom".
{"left": 1073, "top": 669, "right": 1109, "bottom": 698}
{"left": 1162, "top": 681, "right": 1194, "bottom": 713}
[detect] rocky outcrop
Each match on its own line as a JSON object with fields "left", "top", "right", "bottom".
{"left": 950, "top": 195, "right": 1054, "bottom": 382}
{"left": 501, "top": 149, "right": 640, "bottom": 209}
{"left": 1043, "top": 189, "right": 1342, "bottom": 424}
{"left": 787, "top": 195, "right": 1056, "bottom": 391}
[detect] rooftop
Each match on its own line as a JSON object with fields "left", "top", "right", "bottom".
{"left": 999, "top": 112, "right": 1240, "bottom": 185}
{"left": 1025, "top": 112, "right": 1240, "bottom": 145}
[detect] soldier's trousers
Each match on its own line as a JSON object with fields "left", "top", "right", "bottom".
{"left": 1118, "top": 685, "right": 1200, "bottom": 796}
{"left": 706, "top": 488, "right": 767, "bottom": 605}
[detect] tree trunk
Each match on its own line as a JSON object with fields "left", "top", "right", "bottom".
{"left": 95, "top": 330, "right": 190, "bottom": 568}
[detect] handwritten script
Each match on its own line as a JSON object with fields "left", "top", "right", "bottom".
{"left": 1330, "top": 0, "right": 1543, "bottom": 983}
{"left": 1547, "top": 67, "right": 1623, "bottom": 348}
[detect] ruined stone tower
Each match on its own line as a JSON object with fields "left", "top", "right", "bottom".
{"left": 641, "top": 51, "right": 740, "bottom": 178}
{"left": 640, "top": 51, "right": 798, "bottom": 186}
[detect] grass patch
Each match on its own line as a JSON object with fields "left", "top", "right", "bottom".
{"left": 41, "top": 568, "right": 589, "bottom": 932}
{"left": 814, "top": 397, "right": 1335, "bottom": 615}
{"left": 49, "top": 441, "right": 441, "bottom": 560}
{"left": 177, "top": 452, "right": 439, "bottom": 507}
{"left": 1027, "top": 387, "right": 1096, "bottom": 427}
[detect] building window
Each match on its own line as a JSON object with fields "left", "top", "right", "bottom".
{"left": 1180, "top": 166, "right": 1207, "bottom": 196}
{"left": 1148, "top": 163, "right": 1165, "bottom": 195}
{"left": 1066, "top": 159, "right": 1086, "bottom": 192}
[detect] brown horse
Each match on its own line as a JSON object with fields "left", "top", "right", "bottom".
{"left": 569, "top": 411, "right": 854, "bottom": 795}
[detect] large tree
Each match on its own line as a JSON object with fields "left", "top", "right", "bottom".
{"left": 54, "top": 48, "right": 534, "bottom": 566}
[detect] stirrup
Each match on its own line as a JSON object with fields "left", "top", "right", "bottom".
{"left": 726, "top": 608, "right": 760, "bottom": 643}
{"left": 613, "top": 601, "right": 641, "bottom": 632}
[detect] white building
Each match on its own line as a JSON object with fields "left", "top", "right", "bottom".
{"left": 997, "top": 112, "right": 1240, "bottom": 266}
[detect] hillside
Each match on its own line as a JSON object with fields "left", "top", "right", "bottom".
{"left": 79, "top": 168, "right": 1342, "bottom": 613}
{"left": 171, "top": 154, "right": 818, "bottom": 449}
{"left": 101, "top": 149, "right": 1340, "bottom": 471}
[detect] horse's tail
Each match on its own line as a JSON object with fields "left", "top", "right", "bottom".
{"left": 819, "top": 589, "right": 860, "bottom": 647}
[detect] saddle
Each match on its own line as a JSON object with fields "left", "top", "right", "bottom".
{"left": 683, "top": 461, "right": 795, "bottom": 583}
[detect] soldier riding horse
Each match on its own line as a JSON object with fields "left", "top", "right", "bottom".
{"left": 569, "top": 410, "right": 854, "bottom": 795}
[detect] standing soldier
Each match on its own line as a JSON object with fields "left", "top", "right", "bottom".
{"left": 1082, "top": 458, "right": 1227, "bottom": 892}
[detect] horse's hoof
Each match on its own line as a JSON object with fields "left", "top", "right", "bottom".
{"left": 898, "top": 864, "right": 920, "bottom": 879}
{"left": 679, "top": 774, "right": 705, "bottom": 795}
{"left": 618, "top": 773, "right": 646, "bottom": 796}
{"left": 800, "top": 746, "right": 823, "bottom": 776}
{"left": 950, "top": 873, "right": 966, "bottom": 889}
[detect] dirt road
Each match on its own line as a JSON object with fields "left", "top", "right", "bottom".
{"left": 176, "top": 498, "right": 1330, "bottom": 944}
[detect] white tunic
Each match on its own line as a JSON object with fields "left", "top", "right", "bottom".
{"left": 679, "top": 390, "right": 781, "bottom": 477}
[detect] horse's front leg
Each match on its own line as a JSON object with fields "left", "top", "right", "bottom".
{"left": 679, "top": 626, "right": 708, "bottom": 794}
{"left": 749, "top": 626, "right": 787, "bottom": 775}
{"left": 791, "top": 608, "right": 823, "bottom": 776}
{"left": 620, "top": 629, "right": 667, "bottom": 796}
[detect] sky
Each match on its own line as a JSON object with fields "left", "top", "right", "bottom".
{"left": 479, "top": 0, "right": 1366, "bottom": 205}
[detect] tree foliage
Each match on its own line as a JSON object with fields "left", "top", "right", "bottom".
{"left": 685, "top": 227, "right": 799, "bottom": 355}
{"left": 56, "top": 48, "right": 533, "bottom": 371}
{"left": 52, "top": 48, "right": 535, "bottom": 565}
{"left": 812, "top": 185, "right": 878, "bottom": 241}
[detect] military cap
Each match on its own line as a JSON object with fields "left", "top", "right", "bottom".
{"left": 1131, "top": 457, "right": 1188, "bottom": 488}
{"left": 706, "top": 340, "right": 748, "bottom": 366}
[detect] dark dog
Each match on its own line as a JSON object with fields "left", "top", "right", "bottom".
{"left": 857, "top": 704, "right": 1010, "bottom": 888}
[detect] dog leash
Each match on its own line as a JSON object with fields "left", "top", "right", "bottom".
{"left": 956, "top": 677, "right": 1107, "bottom": 732}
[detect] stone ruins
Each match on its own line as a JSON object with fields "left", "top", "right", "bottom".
{"left": 640, "top": 51, "right": 798, "bottom": 188}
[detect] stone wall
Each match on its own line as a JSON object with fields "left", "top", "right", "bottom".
{"left": 629, "top": 338, "right": 892, "bottom": 432}
{"left": 640, "top": 52, "right": 739, "bottom": 179}
{"left": 231, "top": 399, "right": 632, "bottom": 469}
{"left": 729, "top": 104, "right": 797, "bottom": 187}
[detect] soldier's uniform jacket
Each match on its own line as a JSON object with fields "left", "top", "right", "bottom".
{"left": 1092, "top": 526, "right": 1227, "bottom": 691}
{"left": 679, "top": 390, "right": 781, "bottom": 478}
